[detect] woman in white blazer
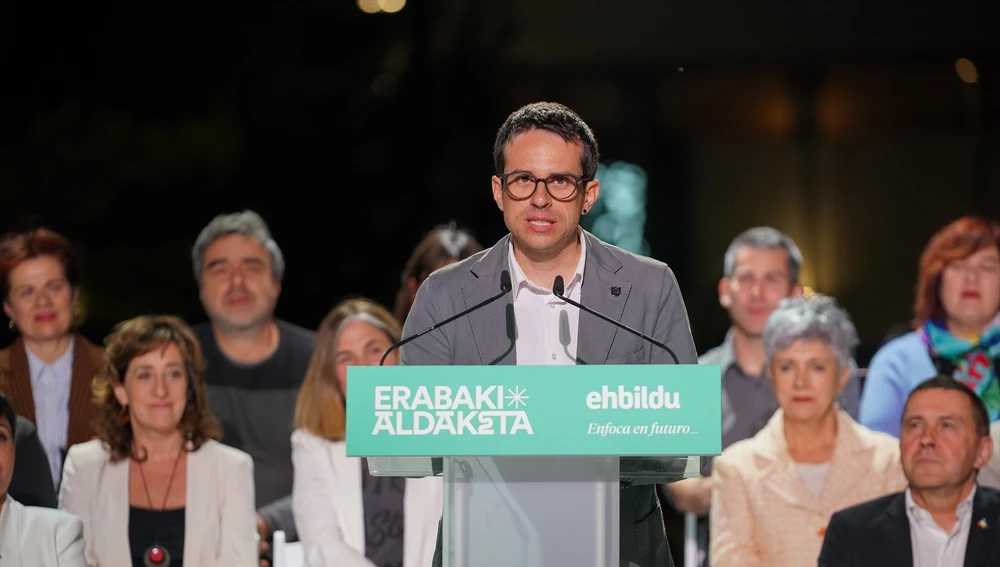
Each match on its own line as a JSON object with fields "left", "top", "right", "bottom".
{"left": 0, "top": 394, "right": 86, "bottom": 566}
{"left": 292, "top": 298, "right": 442, "bottom": 567}
{"left": 58, "top": 315, "right": 257, "bottom": 567}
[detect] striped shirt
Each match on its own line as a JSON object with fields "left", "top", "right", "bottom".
{"left": 25, "top": 338, "right": 75, "bottom": 488}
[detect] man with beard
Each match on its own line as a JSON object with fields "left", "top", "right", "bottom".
{"left": 192, "top": 210, "right": 316, "bottom": 565}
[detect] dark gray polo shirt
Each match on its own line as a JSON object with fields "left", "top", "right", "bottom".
{"left": 699, "top": 328, "right": 862, "bottom": 475}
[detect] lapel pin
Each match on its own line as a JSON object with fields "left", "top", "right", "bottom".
{"left": 610, "top": 286, "right": 621, "bottom": 297}
{"left": 978, "top": 518, "right": 988, "bottom": 529}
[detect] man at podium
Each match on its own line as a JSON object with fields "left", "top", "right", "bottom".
{"left": 402, "top": 101, "right": 699, "bottom": 567}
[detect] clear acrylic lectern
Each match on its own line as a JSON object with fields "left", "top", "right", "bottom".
{"left": 367, "top": 454, "right": 700, "bottom": 567}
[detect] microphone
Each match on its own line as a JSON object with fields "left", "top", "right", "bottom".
{"left": 558, "top": 309, "right": 584, "bottom": 364}
{"left": 486, "top": 303, "right": 517, "bottom": 365}
{"left": 380, "top": 270, "right": 513, "bottom": 366}
{"left": 552, "top": 275, "right": 680, "bottom": 364}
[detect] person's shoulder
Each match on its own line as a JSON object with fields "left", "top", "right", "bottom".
{"left": 73, "top": 334, "right": 105, "bottom": 359}
{"left": 291, "top": 427, "right": 342, "bottom": 455}
{"left": 713, "top": 435, "right": 761, "bottom": 470}
{"left": 714, "top": 416, "right": 782, "bottom": 470}
{"left": 870, "top": 331, "right": 926, "bottom": 366}
{"left": 698, "top": 342, "right": 728, "bottom": 365}
{"left": 276, "top": 320, "right": 317, "bottom": 346}
{"left": 588, "top": 233, "right": 672, "bottom": 276}
{"left": 14, "top": 414, "right": 37, "bottom": 441}
{"left": 291, "top": 427, "right": 331, "bottom": 446}
{"left": 198, "top": 439, "right": 253, "bottom": 470}
{"left": 425, "top": 246, "right": 494, "bottom": 288}
{"left": 18, "top": 500, "right": 82, "bottom": 531}
{"left": 847, "top": 412, "right": 900, "bottom": 447}
{"left": 976, "top": 485, "right": 1000, "bottom": 510}
{"left": 850, "top": 417, "right": 904, "bottom": 463}
{"left": 830, "top": 491, "right": 902, "bottom": 527}
{"left": 191, "top": 321, "right": 216, "bottom": 344}
{"left": 65, "top": 439, "right": 111, "bottom": 468}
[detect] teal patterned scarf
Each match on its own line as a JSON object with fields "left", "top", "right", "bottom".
{"left": 920, "top": 313, "right": 1000, "bottom": 421}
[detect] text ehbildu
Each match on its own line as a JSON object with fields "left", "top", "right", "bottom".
{"left": 371, "top": 385, "right": 533, "bottom": 436}
{"left": 585, "top": 385, "right": 681, "bottom": 410}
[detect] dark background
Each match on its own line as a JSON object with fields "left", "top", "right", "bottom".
{"left": 2, "top": 0, "right": 999, "bottom": 366}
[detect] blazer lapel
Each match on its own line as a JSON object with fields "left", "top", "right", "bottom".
{"left": 3, "top": 338, "right": 36, "bottom": 423}
{"left": 754, "top": 414, "right": 825, "bottom": 514}
{"left": 466, "top": 236, "right": 516, "bottom": 366}
{"left": 964, "top": 487, "right": 1000, "bottom": 567}
{"left": 876, "top": 494, "right": 914, "bottom": 565}
{"left": 817, "top": 412, "right": 878, "bottom": 511}
{"left": 331, "top": 442, "right": 366, "bottom": 552}
{"left": 66, "top": 336, "right": 101, "bottom": 445}
{"left": 0, "top": 497, "right": 24, "bottom": 565}
{"left": 576, "top": 232, "right": 629, "bottom": 365}
{"left": 100, "top": 457, "right": 133, "bottom": 566}
{"left": 184, "top": 448, "right": 210, "bottom": 566}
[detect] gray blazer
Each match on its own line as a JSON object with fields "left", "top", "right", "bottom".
{"left": 403, "top": 230, "right": 698, "bottom": 567}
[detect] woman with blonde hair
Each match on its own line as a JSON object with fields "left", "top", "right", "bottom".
{"left": 59, "top": 315, "right": 257, "bottom": 566}
{"left": 292, "top": 298, "right": 442, "bottom": 567}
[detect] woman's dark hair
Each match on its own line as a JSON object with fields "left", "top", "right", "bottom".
{"left": 492, "top": 101, "right": 600, "bottom": 180}
{"left": 393, "top": 223, "right": 482, "bottom": 323}
{"left": 92, "top": 315, "right": 222, "bottom": 462}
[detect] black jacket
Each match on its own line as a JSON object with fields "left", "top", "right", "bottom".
{"left": 819, "top": 486, "right": 1000, "bottom": 567}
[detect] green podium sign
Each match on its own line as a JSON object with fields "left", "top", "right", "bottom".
{"left": 346, "top": 364, "right": 721, "bottom": 457}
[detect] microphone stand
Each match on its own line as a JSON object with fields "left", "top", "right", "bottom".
{"left": 552, "top": 275, "right": 680, "bottom": 364}
{"left": 379, "top": 270, "right": 513, "bottom": 366}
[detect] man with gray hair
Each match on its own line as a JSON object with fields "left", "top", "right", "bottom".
{"left": 664, "top": 226, "right": 861, "bottom": 563}
{"left": 191, "top": 210, "right": 316, "bottom": 564}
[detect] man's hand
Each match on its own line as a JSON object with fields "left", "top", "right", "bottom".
{"left": 667, "top": 476, "right": 713, "bottom": 517}
{"left": 257, "top": 513, "right": 271, "bottom": 567}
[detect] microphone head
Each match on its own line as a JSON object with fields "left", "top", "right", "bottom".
{"left": 500, "top": 270, "right": 512, "bottom": 293}
{"left": 552, "top": 275, "right": 565, "bottom": 297}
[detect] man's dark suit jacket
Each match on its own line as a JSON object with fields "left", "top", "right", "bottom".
{"left": 818, "top": 486, "right": 1000, "bottom": 567}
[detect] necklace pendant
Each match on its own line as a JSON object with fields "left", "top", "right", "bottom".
{"left": 144, "top": 544, "right": 171, "bottom": 567}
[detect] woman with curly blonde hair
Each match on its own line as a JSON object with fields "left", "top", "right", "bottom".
{"left": 59, "top": 315, "right": 258, "bottom": 566}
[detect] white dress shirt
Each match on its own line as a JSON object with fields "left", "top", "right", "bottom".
{"left": 25, "top": 338, "right": 75, "bottom": 488}
{"left": 507, "top": 231, "right": 587, "bottom": 365}
{"left": 906, "top": 485, "right": 975, "bottom": 567}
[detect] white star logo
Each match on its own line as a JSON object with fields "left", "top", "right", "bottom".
{"left": 505, "top": 386, "right": 529, "bottom": 408}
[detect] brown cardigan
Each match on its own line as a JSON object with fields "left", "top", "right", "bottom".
{"left": 0, "top": 335, "right": 103, "bottom": 447}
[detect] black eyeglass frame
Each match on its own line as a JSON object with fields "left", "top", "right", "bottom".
{"left": 498, "top": 171, "right": 593, "bottom": 202}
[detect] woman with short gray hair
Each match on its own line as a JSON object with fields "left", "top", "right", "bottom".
{"left": 710, "top": 295, "right": 906, "bottom": 567}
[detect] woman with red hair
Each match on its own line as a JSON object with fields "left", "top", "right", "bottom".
{"left": 0, "top": 228, "right": 104, "bottom": 490}
{"left": 860, "top": 216, "right": 1000, "bottom": 437}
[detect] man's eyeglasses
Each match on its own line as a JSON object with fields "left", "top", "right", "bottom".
{"left": 500, "top": 172, "right": 590, "bottom": 201}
